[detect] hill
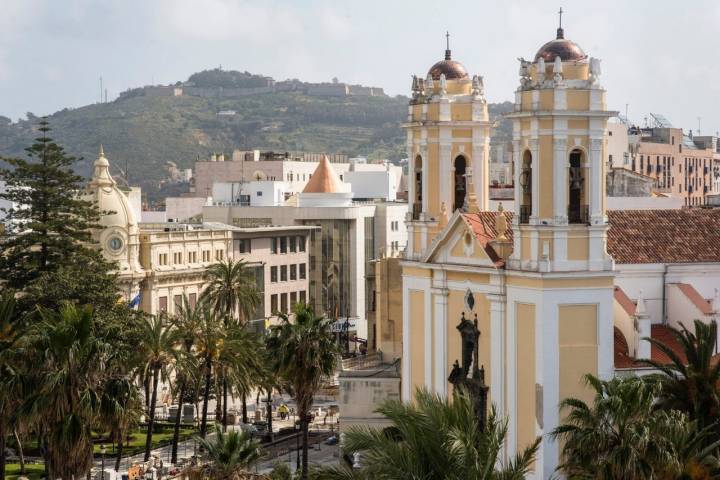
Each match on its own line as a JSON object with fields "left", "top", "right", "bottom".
{"left": 0, "top": 70, "right": 513, "bottom": 200}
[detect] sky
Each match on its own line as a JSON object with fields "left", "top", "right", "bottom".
{"left": 2, "top": 0, "right": 720, "bottom": 135}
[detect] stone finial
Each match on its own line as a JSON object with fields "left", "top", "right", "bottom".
{"left": 635, "top": 290, "right": 647, "bottom": 316}
{"left": 439, "top": 73, "right": 447, "bottom": 97}
{"left": 439, "top": 202, "right": 448, "bottom": 227}
{"left": 495, "top": 202, "right": 508, "bottom": 240}
{"left": 536, "top": 57, "right": 546, "bottom": 84}
{"left": 99, "top": 144, "right": 105, "bottom": 157}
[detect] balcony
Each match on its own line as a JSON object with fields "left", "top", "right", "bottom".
{"left": 568, "top": 204, "right": 589, "bottom": 224}
{"left": 411, "top": 203, "right": 422, "bottom": 221}
{"left": 518, "top": 205, "right": 531, "bottom": 224}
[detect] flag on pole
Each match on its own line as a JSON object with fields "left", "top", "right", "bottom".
{"left": 128, "top": 292, "right": 142, "bottom": 309}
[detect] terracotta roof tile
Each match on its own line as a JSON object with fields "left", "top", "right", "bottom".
{"left": 614, "top": 324, "right": 688, "bottom": 370}
{"left": 675, "top": 283, "right": 713, "bottom": 315}
{"left": 461, "top": 209, "right": 720, "bottom": 267}
{"left": 607, "top": 210, "right": 720, "bottom": 264}
{"left": 614, "top": 286, "right": 636, "bottom": 316}
{"left": 461, "top": 211, "right": 513, "bottom": 267}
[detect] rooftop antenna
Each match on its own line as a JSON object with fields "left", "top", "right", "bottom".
{"left": 99, "top": 76, "right": 103, "bottom": 104}
{"left": 445, "top": 31, "right": 451, "bottom": 60}
{"left": 697, "top": 117, "right": 702, "bottom": 135}
{"left": 557, "top": 7, "right": 565, "bottom": 39}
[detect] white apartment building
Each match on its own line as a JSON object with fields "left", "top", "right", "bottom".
{"left": 202, "top": 157, "right": 408, "bottom": 344}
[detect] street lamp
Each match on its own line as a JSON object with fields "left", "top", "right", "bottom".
{"left": 100, "top": 444, "right": 107, "bottom": 479}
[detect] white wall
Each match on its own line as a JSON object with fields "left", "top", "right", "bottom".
{"left": 614, "top": 263, "right": 720, "bottom": 325}
{"left": 607, "top": 121, "right": 630, "bottom": 168}
{"left": 374, "top": 203, "right": 408, "bottom": 258}
{"left": 165, "top": 197, "right": 208, "bottom": 221}
{"left": 345, "top": 170, "right": 397, "bottom": 201}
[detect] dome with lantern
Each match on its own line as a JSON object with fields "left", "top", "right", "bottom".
{"left": 84, "top": 146, "right": 141, "bottom": 272}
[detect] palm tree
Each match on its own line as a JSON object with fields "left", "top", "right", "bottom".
{"left": 202, "top": 258, "right": 261, "bottom": 427}
{"left": 188, "top": 427, "right": 262, "bottom": 479}
{"left": 551, "top": 374, "right": 720, "bottom": 479}
{"left": 20, "top": 303, "right": 109, "bottom": 479}
{"left": 169, "top": 294, "right": 203, "bottom": 464}
{"left": 195, "top": 306, "right": 224, "bottom": 437}
{"left": 0, "top": 291, "right": 22, "bottom": 480}
{"left": 203, "top": 258, "right": 261, "bottom": 326}
{"left": 138, "top": 314, "right": 178, "bottom": 461}
{"left": 266, "top": 304, "right": 338, "bottom": 480}
{"left": 98, "top": 376, "right": 142, "bottom": 471}
{"left": 641, "top": 319, "right": 720, "bottom": 435}
{"left": 316, "top": 388, "right": 540, "bottom": 480}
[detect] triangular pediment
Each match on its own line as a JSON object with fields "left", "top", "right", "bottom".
{"left": 424, "top": 212, "right": 498, "bottom": 267}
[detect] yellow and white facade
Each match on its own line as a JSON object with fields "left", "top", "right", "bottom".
{"left": 401, "top": 27, "right": 617, "bottom": 478}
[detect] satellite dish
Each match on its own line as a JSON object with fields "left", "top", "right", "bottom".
{"left": 253, "top": 170, "right": 266, "bottom": 181}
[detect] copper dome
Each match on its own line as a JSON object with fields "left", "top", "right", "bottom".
{"left": 428, "top": 59, "right": 469, "bottom": 81}
{"left": 534, "top": 28, "right": 587, "bottom": 63}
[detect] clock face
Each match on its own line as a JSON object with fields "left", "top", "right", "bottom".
{"left": 107, "top": 236, "right": 124, "bottom": 253}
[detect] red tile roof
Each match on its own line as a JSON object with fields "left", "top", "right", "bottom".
{"left": 462, "top": 209, "right": 720, "bottom": 266}
{"left": 607, "top": 209, "right": 720, "bottom": 264}
{"left": 614, "top": 324, "right": 688, "bottom": 370}
{"left": 614, "top": 286, "right": 636, "bottom": 316}
{"left": 461, "top": 211, "right": 513, "bottom": 267}
{"left": 676, "top": 283, "right": 714, "bottom": 315}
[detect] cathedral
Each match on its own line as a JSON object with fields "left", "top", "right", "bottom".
{"left": 396, "top": 20, "right": 681, "bottom": 479}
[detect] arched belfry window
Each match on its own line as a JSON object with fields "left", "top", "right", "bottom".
{"left": 519, "top": 151, "right": 532, "bottom": 223}
{"left": 453, "top": 156, "right": 467, "bottom": 211}
{"left": 568, "top": 149, "right": 587, "bottom": 224}
{"left": 413, "top": 155, "right": 423, "bottom": 219}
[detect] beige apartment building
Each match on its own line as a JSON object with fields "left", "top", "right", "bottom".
{"left": 627, "top": 127, "right": 718, "bottom": 206}
{"left": 228, "top": 225, "right": 315, "bottom": 326}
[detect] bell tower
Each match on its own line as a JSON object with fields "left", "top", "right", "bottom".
{"left": 403, "top": 34, "right": 493, "bottom": 260}
{"left": 503, "top": 17, "right": 616, "bottom": 478}
{"left": 506, "top": 18, "right": 616, "bottom": 273}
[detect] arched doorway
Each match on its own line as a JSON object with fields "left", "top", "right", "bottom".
{"left": 568, "top": 149, "right": 587, "bottom": 223}
{"left": 519, "top": 150, "right": 532, "bottom": 223}
{"left": 453, "top": 156, "right": 467, "bottom": 211}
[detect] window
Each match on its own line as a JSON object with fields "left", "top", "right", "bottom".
{"left": 608, "top": 154, "right": 613, "bottom": 164}
{"left": 271, "top": 294, "right": 278, "bottom": 313}
{"left": 173, "top": 252, "right": 182, "bottom": 264}
{"left": 238, "top": 239, "right": 251, "bottom": 254}
{"left": 298, "top": 236, "right": 306, "bottom": 252}
{"left": 290, "top": 236, "right": 297, "bottom": 252}
{"left": 453, "top": 155, "right": 467, "bottom": 211}
{"left": 188, "top": 251, "right": 197, "bottom": 263}
{"left": 203, "top": 250, "right": 211, "bottom": 262}
{"left": 280, "top": 265, "right": 287, "bottom": 281}
{"left": 299, "top": 263, "right": 306, "bottom": 279}
{"left": 281, "top": 293, "right": 288, "bottom": 313}
{"left": 270, "top": 266, "right": 278, "bottom": 283}
{"left": 158, "top": 253, "right": 168, "bottom": 266}
{"left": 280, "top": 237, "right": 287, "bottom": 253}
{"left": 159, "top": 296, "right": 168, "bottom": 313}
{"left": 271, "top": 238, "right": 278, "bottom": 254}
{"left": 174, "top": 295, "right": 182, "bottom": 312}
{"left": 290, "top": 291, "right": 297, "bottom": 309}
{"left": 290, "top": 264, "right": 297, "bottom": 281}
{"left": 215, "top": 249, "right": 224, "bottom": 261}
{"left": 189, "top": 293, "right": 197, "bottom": 308}
{"left": 256, "top": 191, "right": 263, "bottom": 196}
{"left": 299, "top": 290, "right": 306, "bottom": 304}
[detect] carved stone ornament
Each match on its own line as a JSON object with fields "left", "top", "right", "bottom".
{"left": 464, "top": 288, "right": 475, "bottom": 311}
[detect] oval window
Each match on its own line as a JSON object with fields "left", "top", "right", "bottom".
{"left": 108, "top": 236, "right": 124, "bottom": 252}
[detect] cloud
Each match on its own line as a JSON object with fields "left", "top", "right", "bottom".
{"left": 156, "top": 0, "right": 303, "bottom": 42}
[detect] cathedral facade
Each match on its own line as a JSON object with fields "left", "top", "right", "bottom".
{"left": 401, "top": 25, "right": 614, "bottom": 478}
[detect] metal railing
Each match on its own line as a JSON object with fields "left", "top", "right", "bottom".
{"left": 568, "top": 204, "right": 589, "bottom": 224}
{"left": 518, "top": 205, "right": 531, "bottom": 224}
{"left": 411, "top": 203, "right": 422, "bottom": 220}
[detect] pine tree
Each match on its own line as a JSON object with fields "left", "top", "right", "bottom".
{"left": 0, "top": 119, "right": 118, "bottom": 310}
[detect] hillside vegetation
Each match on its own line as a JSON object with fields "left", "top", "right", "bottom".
{"left": 0, "top": 69, "right": 513, "bottom": 199}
